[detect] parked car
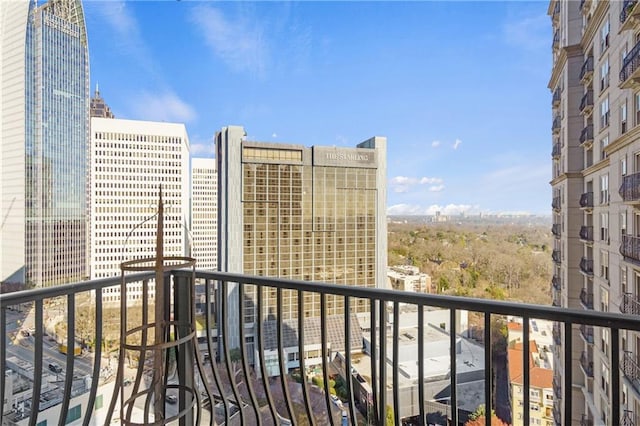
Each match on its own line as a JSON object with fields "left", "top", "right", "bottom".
{"left": 165, "top": 394, "right": 178, "bottom": 404}
{"left": 48, "top": 363, "right": 62, "bottom": 373}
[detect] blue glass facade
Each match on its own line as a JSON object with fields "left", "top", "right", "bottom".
{"left": 25, "top": 0, "right": 89, "bottom": 286}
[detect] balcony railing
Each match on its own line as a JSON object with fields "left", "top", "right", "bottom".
{"left": 623, "top": 409, "right": 636, "bottom": 426}
{"left": 552, "top": 376, "right": 562, "bottom": 400}
{"left": 579, "top": 258, "right": 594, "bottom": 277}
{"left": 552, "top": 88, "right": 561, "bottom": 106}
{"left": 552, "top": 275, "right": 561, "bottom": 291}
{"left": 579, "top": 226, "right": 594, "bottom": 242}
{"left": 620, "top": 172, "right": 640, "bottom": 203}
{"left": 552, "top": 142, "right": 561, "bottom": 159}
{"left": 580, "top": 287, "right": 594, "bottom": 309}
{"left": 580, "top": 125, "right": 594, "bottom": 146}
{"left": 552, "top": 322, "right": 561, "bottom": 346}
{"left": 621, "top": 234, "right": 640, "bottom": 263}
{"left": 580, "top": 191, "right": 594, "bottom": 209}
{"left": 580, "top": 351, "right": 594, "bottom": 377}
{"left": 552, "top": 31, "right": 560, "bottom": 49}
{"left": 621, "top": 0, "right": 640, "bottom": 32}
{"left": 622, "top": 351, "right": 640, "bottom": 396}
{"left": 552, "top": 1, "right": 560, "bottom": 23}
{"left": 552, "top": 249, "right": 562, "bottom": 264}
{"left": 552, "top": 224, "right": 561, "bottom": 238}
{"left": 2, "top": 270, "right": 640, "bottom": 425}
{"left": 621, "top": 39, "right": 640, "bottom": 88}
{"left": 622, "top": 293, "right": 640, "bottom": 315}
{"left": 580, "top": 56, "right": 594, "bottom": 83}
{"left": 581, "top": 414, "right": 594, "bottom": 426}
{"left": 579, "top": 324, "right": 594, "bottom": 344}
{"left": 579, "top": 90, "right": 594, "bottom": 114}
{"left": 552, "top": 115, "right": 561, "bottom": 134}
{"left": 552, "top": 195, "right": 561, "bottom": 211}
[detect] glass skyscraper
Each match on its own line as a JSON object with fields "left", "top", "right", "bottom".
{"left": 216, "top": 126, "right": 387, "bottom": 349}
{"left": 1, "top": 0, "right": 89, "bottom": 288}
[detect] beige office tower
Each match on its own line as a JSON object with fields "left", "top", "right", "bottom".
{"left": 191, "top": 158, "right": 217, "bottom": 270}
{"left": 216, "top": 126, "right": 387, "bottom": 349}
{"left": 550, "top": 1, "right": 640, "bottom": 424}
{"left": 89, "top": 117, "right": 190, "bottom": 303}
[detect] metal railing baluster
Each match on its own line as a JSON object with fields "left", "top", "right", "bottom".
{"left": 418, "top": 303, "right": 424, "bottom": 426}
{"left": 239, "top": 283, "right": 262, "bottom": 425}
{"left": 29, "top": 300, "right": 44, "bottom": 426}
{"left": 379, "top": 297, "right": 387, "bottom": 424}
{"left": 484, "top": 313, "right": 491, "bottom": 426}
{"left": 277, "top": 287, "right": 296, "bottom": 424}
{"left": 612, "top": 328, "right": 620, "bottom": 425}
{"left": 298, "top": 291, "right": 315, "bottom": 425}
{"left": 563, "top": 323, "right": 572, "bottom": 425}
{"left": 345, "top": 296, "right": 356, "bottom": 426}
{"left": 523, "top": 317, "right": 530, "bottom": 426}
{"left": 222, "top": 280, "right": 244, "bottom": 425}
{"left": 320, "top": 293, "right": 336, "bottom": 426}
{"left": 82, "top": 290, "right": 103, "bottom": 426}
{"left": 450, "top": 308, "right": 457, "bottom": 425}
{"left": 369, "top": 298, "right": 379, "bottom": 426}
{"left": 58, "top": 294, "right": 75, "bottom": 426}
{"left": 393, "top": 301, "right": 400, "bottom": 426}
{"left": 205, "top": 278, "right": 225, "bottom": 426}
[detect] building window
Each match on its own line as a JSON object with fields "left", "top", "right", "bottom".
{"left": 65, "top": 405, "right": 81, "bottom": 425}
{"left": 601, "top": 288, "right": 610, "bottom": 314}
{"left": 601, "top": 363, "right": 610, "bottom": 398}
{"left": 600, "top": 18, "right": 610, "bottom": 53}
{"left": 600, "top": 135, "right": 609, "bottom": 160}
{"left": 600, "top": 174, "right": 609, "bottom": 204}
{"left": 622, "top": 101, "right": 628, "bottom": 134}
{"left": 622, "top": 157, "right": 628, "bottom": 177}
{"left": 600, "top": 56, "right": 609, "bottom": 91}
{"left": 636, "top": 93, "right": 640, "bottom": 126}
{"left": 600, "top": 96, "right": 610, "bottom": 128}
{"left": 600, "top": 212, "right": 609, "bottom": 242}
{"left": 600, "top": 250, "right": 609, "bottom": 281}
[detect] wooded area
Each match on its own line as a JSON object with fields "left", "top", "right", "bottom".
{"left": 388, "top": 222, "right": 553, "bottom": 305}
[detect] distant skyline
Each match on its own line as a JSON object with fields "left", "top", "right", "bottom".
{"left": 85, "top": 1, "right": 552, "bottom": 216}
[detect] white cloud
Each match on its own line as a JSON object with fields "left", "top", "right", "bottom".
{"left": 453, "top": 139, "right": 462, "bottom": 150}
{"left": 429, "top": 185, "right": 445, "bottom": 192}
{"left": 190, "top": 5, "right": 268, "bottom": 76}
{"left": 131, "top": 91, "right": 197, "bottom": 123}
{"left": 272, "top": 133, "right": 278, "bottom": 138}
{"left": 190, "top": 140, "right": 215, "bottom": 156}
{"left": 431, "top": 140, "right": 441, "bottom": 148}
{"left": 419, "top": 177, "right": 443, "bottom": 185}
{"left": 388, "top": 203, "right": 482, "bottom": 216}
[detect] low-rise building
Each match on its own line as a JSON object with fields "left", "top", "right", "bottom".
{"left": 387, "top": 265, "right": 433, "bottom": 293}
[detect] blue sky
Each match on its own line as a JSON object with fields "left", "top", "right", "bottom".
{"left": 84, "top": 1, "right": 552, "bottom": 216}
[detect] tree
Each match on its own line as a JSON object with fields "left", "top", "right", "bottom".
{"left": 386, "top": 405, "right": 394, "bottom": 426}
{"left": 465, "top": 404, "right": 507, "bottom": 426}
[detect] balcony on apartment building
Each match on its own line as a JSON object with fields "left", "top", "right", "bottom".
{"left": 552, "top": 224, "right": 561, "bottom": 239}
{"left": 620, "top": 172, "right": 640, "bottom": 204}
{"left": 580, "top": 286, "right": 594, "bottom": 310}
{"left": 579, "top": 257, "right": 594, "bottom": 277}
{"left": 580, "top": 191, "right": 594, "bottom": 209}
{"left": 552, "top": 376, "right": 562, "bottom": 400}
{"left": 621, "top": 234, "right": 640, "bottom": 263}
{"left": 579, "top": 324, "right": 594, "bottom": 344}
{"left": 580, "top": 56, "right": 594, "bottom": 84}
{"left": 579, "top": 90, "right": 594, "bottom": 115}
{"left": 552, "top": 1, "right": 560, "bottom": 24}
{"left": 552, "top": 142, "right": 561, "bottom": 159}
{"left": 552, "top": 88, "right": 561, "bottom": 107}
{"left": 552, "top": 249, "right": 562, "bottom": 264}
{"left": 621, "top": 0, "right": 640, "bottom": 32}
{"left": 622, "top": 293, "right": 640, "bottom": 315}
{"left": 552, "top": 275, "right": 561, "bottom": 291}
{"left": 580, "top": 125, "right": 594, "bottom": 147}
{"left": 581, "top": 414, "right": 594, "bottom": 426}
{"left": 620, "top": 39, "right": 640, "bottom": 89}
{"left": 552, "top": 115, "right": 561, "bottom": 134}
{"left": 552, "top": 195, "right": 561, "bottom": 211}
{"left": 622, "top": 351, "right": 640, "bottom": 396}
{"left": 623, "top": 410, "right": 637, "bottom": 426}
{"left": 552, "top": 30, "right": 560, "bottom": 50}
{"left": 580, "top": 226, "right": 594, "bottom": 243}
{"left": 3, "top": 270, "right": 640, "bottom": 425}
{"left": 580, "top": 351, "right": 594, "bottom": 378}
{"left": 552, "top": 322, "right": 561, "bottom": 346}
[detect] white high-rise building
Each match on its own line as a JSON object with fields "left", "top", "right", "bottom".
{"left": 90, "top": 117, "right": 190, "bottom": 303}
{"left": 190, "top": 158, "right": 217, "bottom": 270}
